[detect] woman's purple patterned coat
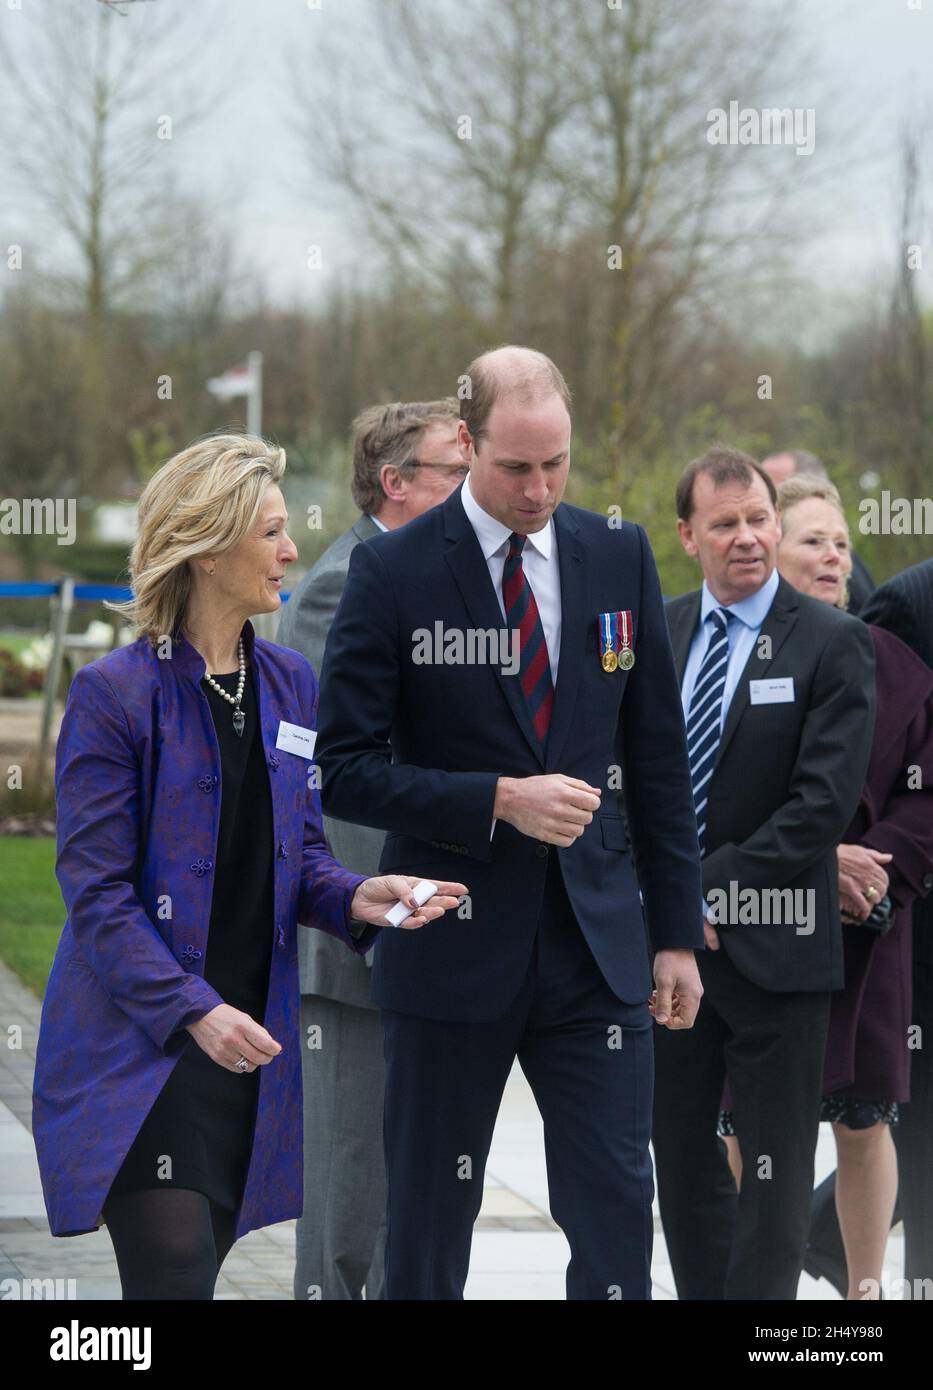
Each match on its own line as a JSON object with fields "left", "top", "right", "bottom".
{"left": 32, "top": 619, "right": 373, "bottom": 1238}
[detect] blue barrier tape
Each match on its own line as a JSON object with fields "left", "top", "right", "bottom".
{"left": 0, "top": 582, "right": 292, "bottom": 602}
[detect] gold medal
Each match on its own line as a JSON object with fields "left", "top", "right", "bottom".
{"left": 602, "top": 648, "right": 619, "bottom": 673}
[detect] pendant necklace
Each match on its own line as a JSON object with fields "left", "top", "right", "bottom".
{"left": 203, "top": 636, "right": 247, "bottom": 736}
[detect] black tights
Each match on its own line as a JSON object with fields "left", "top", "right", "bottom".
{"left": 102, "top": 1187, "right": 239, "bottom": 1300}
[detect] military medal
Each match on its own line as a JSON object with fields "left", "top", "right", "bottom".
{"left": 619, "top": 610, "right": 635, "bottom": 670}
{"left": 600, "top": 611, "right": 619, "bottom": 672}
{"left": 598, "top": 610, "right": 635, "bottom": 672}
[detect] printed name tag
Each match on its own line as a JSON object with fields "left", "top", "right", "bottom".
{"left": 749, "top": 677, "right": 795, "bottom": 706}
{"left": 276, "top": 720, "right": 318, "bottom": 758}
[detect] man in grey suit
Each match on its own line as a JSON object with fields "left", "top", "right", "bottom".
{"left": 277, "top": 397, "right": 464, "bottom": 1299}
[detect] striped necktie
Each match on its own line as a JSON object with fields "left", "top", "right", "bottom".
{"left": 687, "top": 608, "right": 731, "bottom": 853}
{"left": 502, "top": 532, "right": 554, "bottom": 744}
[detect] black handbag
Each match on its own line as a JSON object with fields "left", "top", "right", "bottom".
{"left": 843, "top": 893, "right": 895, "bottom": 937}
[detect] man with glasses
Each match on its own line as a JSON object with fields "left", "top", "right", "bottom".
{"left": 277, "top": 398, "right": 463, "bottom": 1300}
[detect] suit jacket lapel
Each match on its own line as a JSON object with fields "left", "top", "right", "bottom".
{"left": 668, "top": 591, "right": 702, "bottom": 685}
{"left": 443, "top": 492, "right": 545, "bottom": 766}
{"left": 714, "top": 576, "right": 799, "bottom": 771}
{"left": 545, "top": 507, "right": 585, "bottom": 770}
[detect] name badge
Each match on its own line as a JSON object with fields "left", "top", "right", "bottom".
{"left": 276, "top": 720, "right": 318, "bottom": 758}
{"left": 749, "top": 677, "right": 795, "bottom": 706}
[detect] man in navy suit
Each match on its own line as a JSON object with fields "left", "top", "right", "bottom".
{"left": 316, "top": 346, "right": 704, "bottom": 1299}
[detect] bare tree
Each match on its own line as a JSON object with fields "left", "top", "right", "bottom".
{"left": 0, "top": 289, "right": 83, "bottom": 576}
{"left": 883, "top": 122, "right": 931, "bottom": 499}
{"left": 292, "top": 0, "right": 579, "bottom": 338}
{"left": 0, "top": 0, "right": 223, "bottom": 323}
{"left": 0, "top": 0, "right": 228, "bottom": 491}
{"left": 557, "top": 0, "right": 807, "bottom": 454}
{"left": 291, "top": 0, "right": 830, "bottom": 457}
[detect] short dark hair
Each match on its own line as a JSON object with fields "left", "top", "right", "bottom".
{"left": 350, "top": 398, "right": 459, "bottom": 515}
{"left": 675, "top": 444, "right": 778, "bottom": 521}
{"left": 460, "top": 345, "right": 572, "bottom": 451}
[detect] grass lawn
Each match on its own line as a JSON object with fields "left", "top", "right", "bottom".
{"left": 0, "top": 837, "right": 61, "bottom": 998}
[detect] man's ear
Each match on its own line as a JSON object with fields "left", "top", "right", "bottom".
{"left": 379, "top": 463, "right": 406, "bottom": 504}
{"left": 677, "top": 517, "right": 698, "bottom": 558}
{"left": 458, "top": 420, "right": 474, "bottom": 465}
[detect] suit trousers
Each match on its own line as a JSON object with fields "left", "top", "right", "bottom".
{"left": 380, "top": 853, "right": 654, "bottom": 1300}
{"left": 653, "top": 944, "right": 831, "bottom": 1300}
{"left": 294, "top": 994, "right": 386, "bottom": 1300}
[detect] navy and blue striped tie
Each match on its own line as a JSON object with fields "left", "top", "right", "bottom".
{"left": 502, "top": 532, "right": 554, "bottom": 743}
{"left": 687, "top": 608, "right": 731, "bottom": 853}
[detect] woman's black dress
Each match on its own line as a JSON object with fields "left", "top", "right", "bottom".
{"left": 106, "top": 662, "right": 275, "bottom": 1212}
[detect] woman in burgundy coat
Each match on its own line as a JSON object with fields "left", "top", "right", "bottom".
{"left": 719, "top": 475, "right": 933, "bottom": 1299}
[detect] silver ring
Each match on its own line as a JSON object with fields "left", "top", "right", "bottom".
{"left": 234, "top": 1056, "right": 249, "bottom": 1072}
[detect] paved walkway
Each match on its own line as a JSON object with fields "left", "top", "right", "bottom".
{"left": 0, "top": 958, "right": 903, "bottom": 1300}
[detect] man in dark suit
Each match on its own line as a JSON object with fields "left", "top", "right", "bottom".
{"left": 277, "top": 398, "right": 464, "bottom": 1299}
{"left": 762, "top": 449, "right": 875, "bottom": 612}
{"left": 317, "top": 345, "right": 705, "bottom": 1300}
{"left": 806, "top": 558, "right": 933, "bottom": 1291}
{"left": 653, "top": 445, "right": 877, "bottom": 1300}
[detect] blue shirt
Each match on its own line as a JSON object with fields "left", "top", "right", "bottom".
{"left": 680, "top": 568, "right": 779, "bottom": 923}
{"left": 681, "top": 567, "right": 780, "bottom": 731}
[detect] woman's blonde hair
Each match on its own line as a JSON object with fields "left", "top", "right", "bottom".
{"left": 106, "top": 433, "right": 287, "bottom": 644}
{"left": 776, "top": 474, "right": 851, "bottom": 610}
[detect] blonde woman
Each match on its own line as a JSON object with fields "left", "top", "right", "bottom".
{"left": 718, "top": 475, "right": 933, "bottom": 1298}
{"left": 32, "top": 434, "right": 466, "bottom": 1300}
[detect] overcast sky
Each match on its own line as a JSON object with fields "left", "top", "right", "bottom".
{"left": 185, "top": 0, "right": 933, "bottom": 309}
{"left": 4, "top": 0, "right": 931, "bottom": 317}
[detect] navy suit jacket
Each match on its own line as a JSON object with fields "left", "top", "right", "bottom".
{"left": 317, "top": 488, "right": 703, "bottom": 1021}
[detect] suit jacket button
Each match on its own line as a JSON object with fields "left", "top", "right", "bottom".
{"left": 923, "top": 873, "right": 933, "bottom": 891}
{"left": 536, "top": 844, "right": 549, "bottom": 858}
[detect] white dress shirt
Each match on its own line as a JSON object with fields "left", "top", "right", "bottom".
{"left": 459, "top": 473, "right": 561, "bottom": 684}
{"left": 459, "top": 474, "right": 563, "bottom": 840}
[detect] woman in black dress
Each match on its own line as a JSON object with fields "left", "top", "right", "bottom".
{"left": 103, "top": 662, "right": 276, "bottom": 1284}
{"left": 34, "top": 433, "right": 466, "bottom": 1299}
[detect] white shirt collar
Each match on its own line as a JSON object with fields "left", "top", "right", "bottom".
{"left": 460, "top": 473, "right": 553, "bottom": 560}
{"left": 367, "top": 513, "right": 389, "bottom": 533}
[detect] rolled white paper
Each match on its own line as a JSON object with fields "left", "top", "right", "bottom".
{"left": 384, "top": 879, "right": 438, "bottom": 928}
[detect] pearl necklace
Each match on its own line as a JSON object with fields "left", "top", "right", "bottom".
{"left": 202, "top": 637, "right": 247, "bottom": 736}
